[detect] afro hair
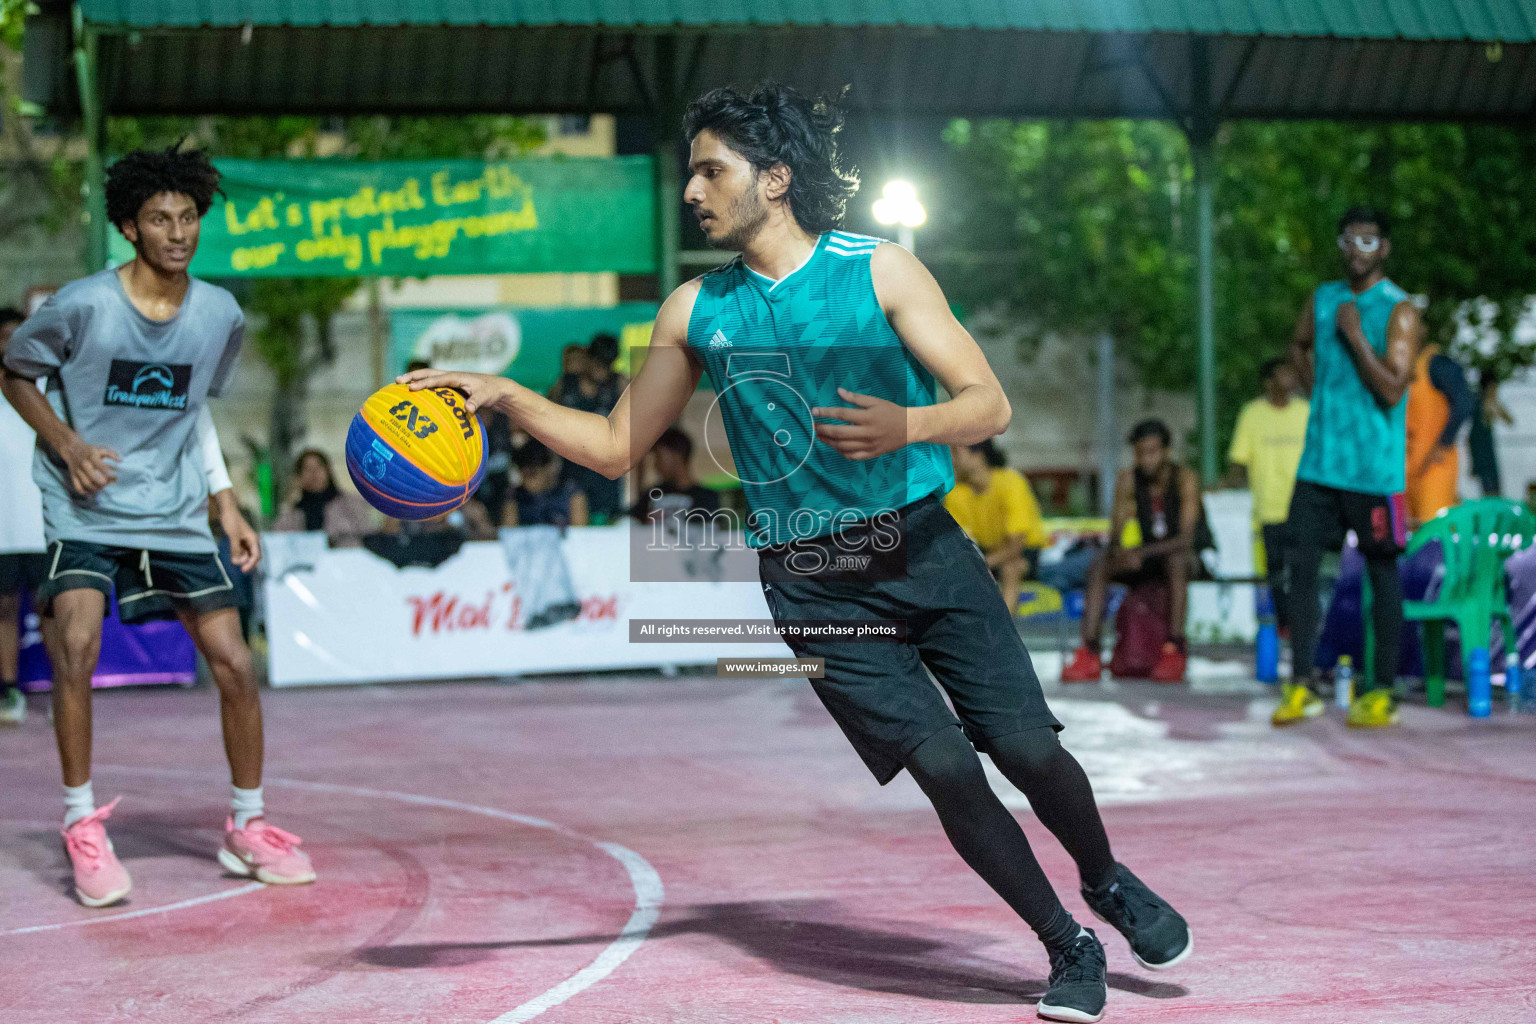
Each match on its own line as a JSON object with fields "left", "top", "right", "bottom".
{"left": 105, "top": 141, "right": 223, "bottom": 231}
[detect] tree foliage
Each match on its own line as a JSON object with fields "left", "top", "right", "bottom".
{"left": 0, "top": 0, "right": 29, "bottom": 50}
{"left": 939, "top": 118, "right": 1193, "bottom": 369}
{"left": 0, "top": 4, "right": 86, "bottom": 239}
{"left": 939, "top": 118, "right": 1536, "bottom": 461}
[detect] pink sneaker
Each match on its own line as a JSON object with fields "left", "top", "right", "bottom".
{"left": 62, "top": 797, "right": 132, "bottom": 907}
{"left": 219, "top": 817, "right": 316, "bottom": 885}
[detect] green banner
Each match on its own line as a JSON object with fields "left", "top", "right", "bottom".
{"left": 110, "top": 157, "right": 656, "bottom": 278}
{"left": 390, "top": 304, "right": 660, "bottom": 394}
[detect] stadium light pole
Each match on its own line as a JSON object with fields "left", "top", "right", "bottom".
{"left": 873, "top": 180, "right": 926, "bottom": 254}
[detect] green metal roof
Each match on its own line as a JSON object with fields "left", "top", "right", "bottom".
{"left": 25, "top": 1, "right": 1536, "bottom": 120}
{"left": 76, "top": 0, "right": 1536, "bottom": 40}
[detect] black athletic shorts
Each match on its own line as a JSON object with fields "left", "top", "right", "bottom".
{"left": 1112, "top": 554, "right": 1171, "bottom": 590}
{"left": 0, "top": 552, "right": 47, "bottom": 596}
{"left": 1286, "top": 480, "right": 1407, "bottom": 560}
{"left": 758, "top": 493, "right": 1062, "bottom": 785}
{"left": 36, "top": 540, "right": 237, "bottom": 624}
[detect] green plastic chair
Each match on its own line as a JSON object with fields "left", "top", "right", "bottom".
{"left": 1365, "top": 498, "right": 1536, "bottom": 708}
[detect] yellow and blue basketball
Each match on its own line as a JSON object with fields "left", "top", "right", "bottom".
{"left": 345, "top": 383, "right": 487, "bottom": 520}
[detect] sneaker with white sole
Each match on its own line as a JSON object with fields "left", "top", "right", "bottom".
{"left": 219, "top": 817, "right": 316, "bottom": 885}
{"left": 1037, "top": 929, "right": 1107, "bottom": 1023}
{"left": 62, "top": 797, "right": 132, "bottom": 907}
{"left": 1082, "top": 862, "right": 1192, "bottom": 970}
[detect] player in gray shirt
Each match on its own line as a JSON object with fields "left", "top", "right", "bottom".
{"left": 0, "top": 144, "right": 315, "bottom": 906}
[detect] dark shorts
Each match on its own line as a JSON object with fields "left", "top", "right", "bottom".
{"left": 1112, "top": 554, "right": 1172, "bottom": 589}
{"left": 1287, "top": 480, "right": 1407, "bottom": 560}
{"left": 36, "top": 540, "right": 237, "bottom": 624}
{"left": 0, "top": 552, "right": 48, "bottom": 596}
{"left": 758, "top": 494, "right": 1062, "bottom": 785}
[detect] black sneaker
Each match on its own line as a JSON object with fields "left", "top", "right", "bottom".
{"left": 1037, "top": 929, "right": 1107, "bottom": 1023}
{"left": 1081, "top": 862, "right": 1192, "bottom": 970}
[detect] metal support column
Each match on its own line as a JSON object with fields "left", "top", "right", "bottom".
{"left": 72, "top": 6, "right": 107, "bottom": 271}
{"left": 367, "top": 277, "right": 386, "bottom": 388}
{"left": 656, "top": 133, "right": 680, "bottom": 296}
{"left": 1194, "top": 136, "right": 1216, "bottom": 484}
{"left": 1096, "top": 332, "right": 1118, "bottom": 515}
{"left": 1189, "top": 35, "right": 1219, "bottom": 485}
{"left": 652, "top": 36, "right": 681, "bottom": 298}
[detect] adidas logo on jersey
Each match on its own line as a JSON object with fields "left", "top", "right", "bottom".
{"left": 709, "top": 329, "right": 732, "bottom": 350}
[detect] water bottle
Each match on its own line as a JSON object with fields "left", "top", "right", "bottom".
{"left": 1334, "top": 655, "right": 1353, "bottom": 709}
{"left": 1505, "top": 650, "right": 1522, "bottom": 712}
{"left": 1469, "top": 648, "right": 1492, "bottom": 718}
{"left": 1256, "top": 620, "right": 1279, "bottom": 683}
{"left": 1255, "top": 587, "right": 1279, "bottom": 684}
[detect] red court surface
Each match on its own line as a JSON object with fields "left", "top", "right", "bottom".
{"left": 4, "top": 673, "right": 1535, "bottom": 1023}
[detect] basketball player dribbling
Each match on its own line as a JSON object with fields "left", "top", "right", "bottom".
{"left": 401, "top": 84, "right": 1190, "bottom": 1022}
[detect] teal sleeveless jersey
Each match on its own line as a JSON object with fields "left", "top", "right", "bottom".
{"left": 686, "top": 230, "right": 954, "bottom": 547}
{"left": 1297, "top": 277, "right": 1411, "bottom": 496}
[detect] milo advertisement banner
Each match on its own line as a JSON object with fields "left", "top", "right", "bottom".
{"left": 390, "top": 305, "right": 659, "bottom": 392}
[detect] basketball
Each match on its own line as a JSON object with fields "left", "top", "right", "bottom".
{"left": 345, "top": 383, "right": 488, "bottom": 520}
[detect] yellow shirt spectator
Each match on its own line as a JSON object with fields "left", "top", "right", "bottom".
{"left": 945, "top": 468, "right": 1048, "bottom": 550}
{"left": 1228, "top": 397, "right": 1310, "bottom": 525}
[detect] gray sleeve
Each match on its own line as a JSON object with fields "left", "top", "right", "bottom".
{"left": 208, "top": 310, "right": 244, "bottom": 398}
{"left": 2, "top": 296, "right": 72, "bottom": 379}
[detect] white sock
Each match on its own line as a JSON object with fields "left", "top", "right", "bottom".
{"left": 63, "top": 781, "right": 96, "bottom": 828}
{"left": 231, "top": 785, "right": 264, "bottom": 829}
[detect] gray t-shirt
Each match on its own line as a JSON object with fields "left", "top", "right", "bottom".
{"left": 3, "top": 268, "right": 244, "bottom": 553}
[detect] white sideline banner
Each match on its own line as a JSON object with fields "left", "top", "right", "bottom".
{"left": 263, "top": 527, "right": 791, "bottom": 687}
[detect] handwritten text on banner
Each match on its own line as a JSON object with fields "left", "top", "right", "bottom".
{"left": 109, "top": 156, "right": 657, "bottom": 278}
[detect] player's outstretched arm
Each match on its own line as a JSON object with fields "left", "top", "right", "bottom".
{"left": 399, "top": 280, "right": 705, "bottom": 480}
{"left": 868, "top": 242, "right": 1011, "bottom": 447}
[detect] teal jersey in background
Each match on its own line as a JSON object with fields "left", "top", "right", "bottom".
{"left": 1297, "top": 277, "right": 1411, "bottom": 496}
{"left": 687, "top": 231, "right": 954, "bottom": 547}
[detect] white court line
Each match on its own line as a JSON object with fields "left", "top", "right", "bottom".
{"left": 492, "top": 843, "right": 663, "bottom": 1024}
{"left": 80, "top": 765, "right": 665, "bottom": 1024}
{"left": 0, "top": 882, "right": 266, "bottom": 937}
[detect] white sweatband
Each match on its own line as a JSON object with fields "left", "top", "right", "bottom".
{"left": 197, "top": 405, "right": 233, "bottom": 494}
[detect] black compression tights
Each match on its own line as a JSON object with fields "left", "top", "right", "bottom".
{"left": 902, "top": 724, "right": 1117, "bottom": 949}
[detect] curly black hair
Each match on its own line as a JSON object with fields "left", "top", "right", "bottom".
{"left": 683, "top": 82, "right": 860, "bottom": 235}
{"left": 105, "top": 141, "right": 223, "bottom": 230}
